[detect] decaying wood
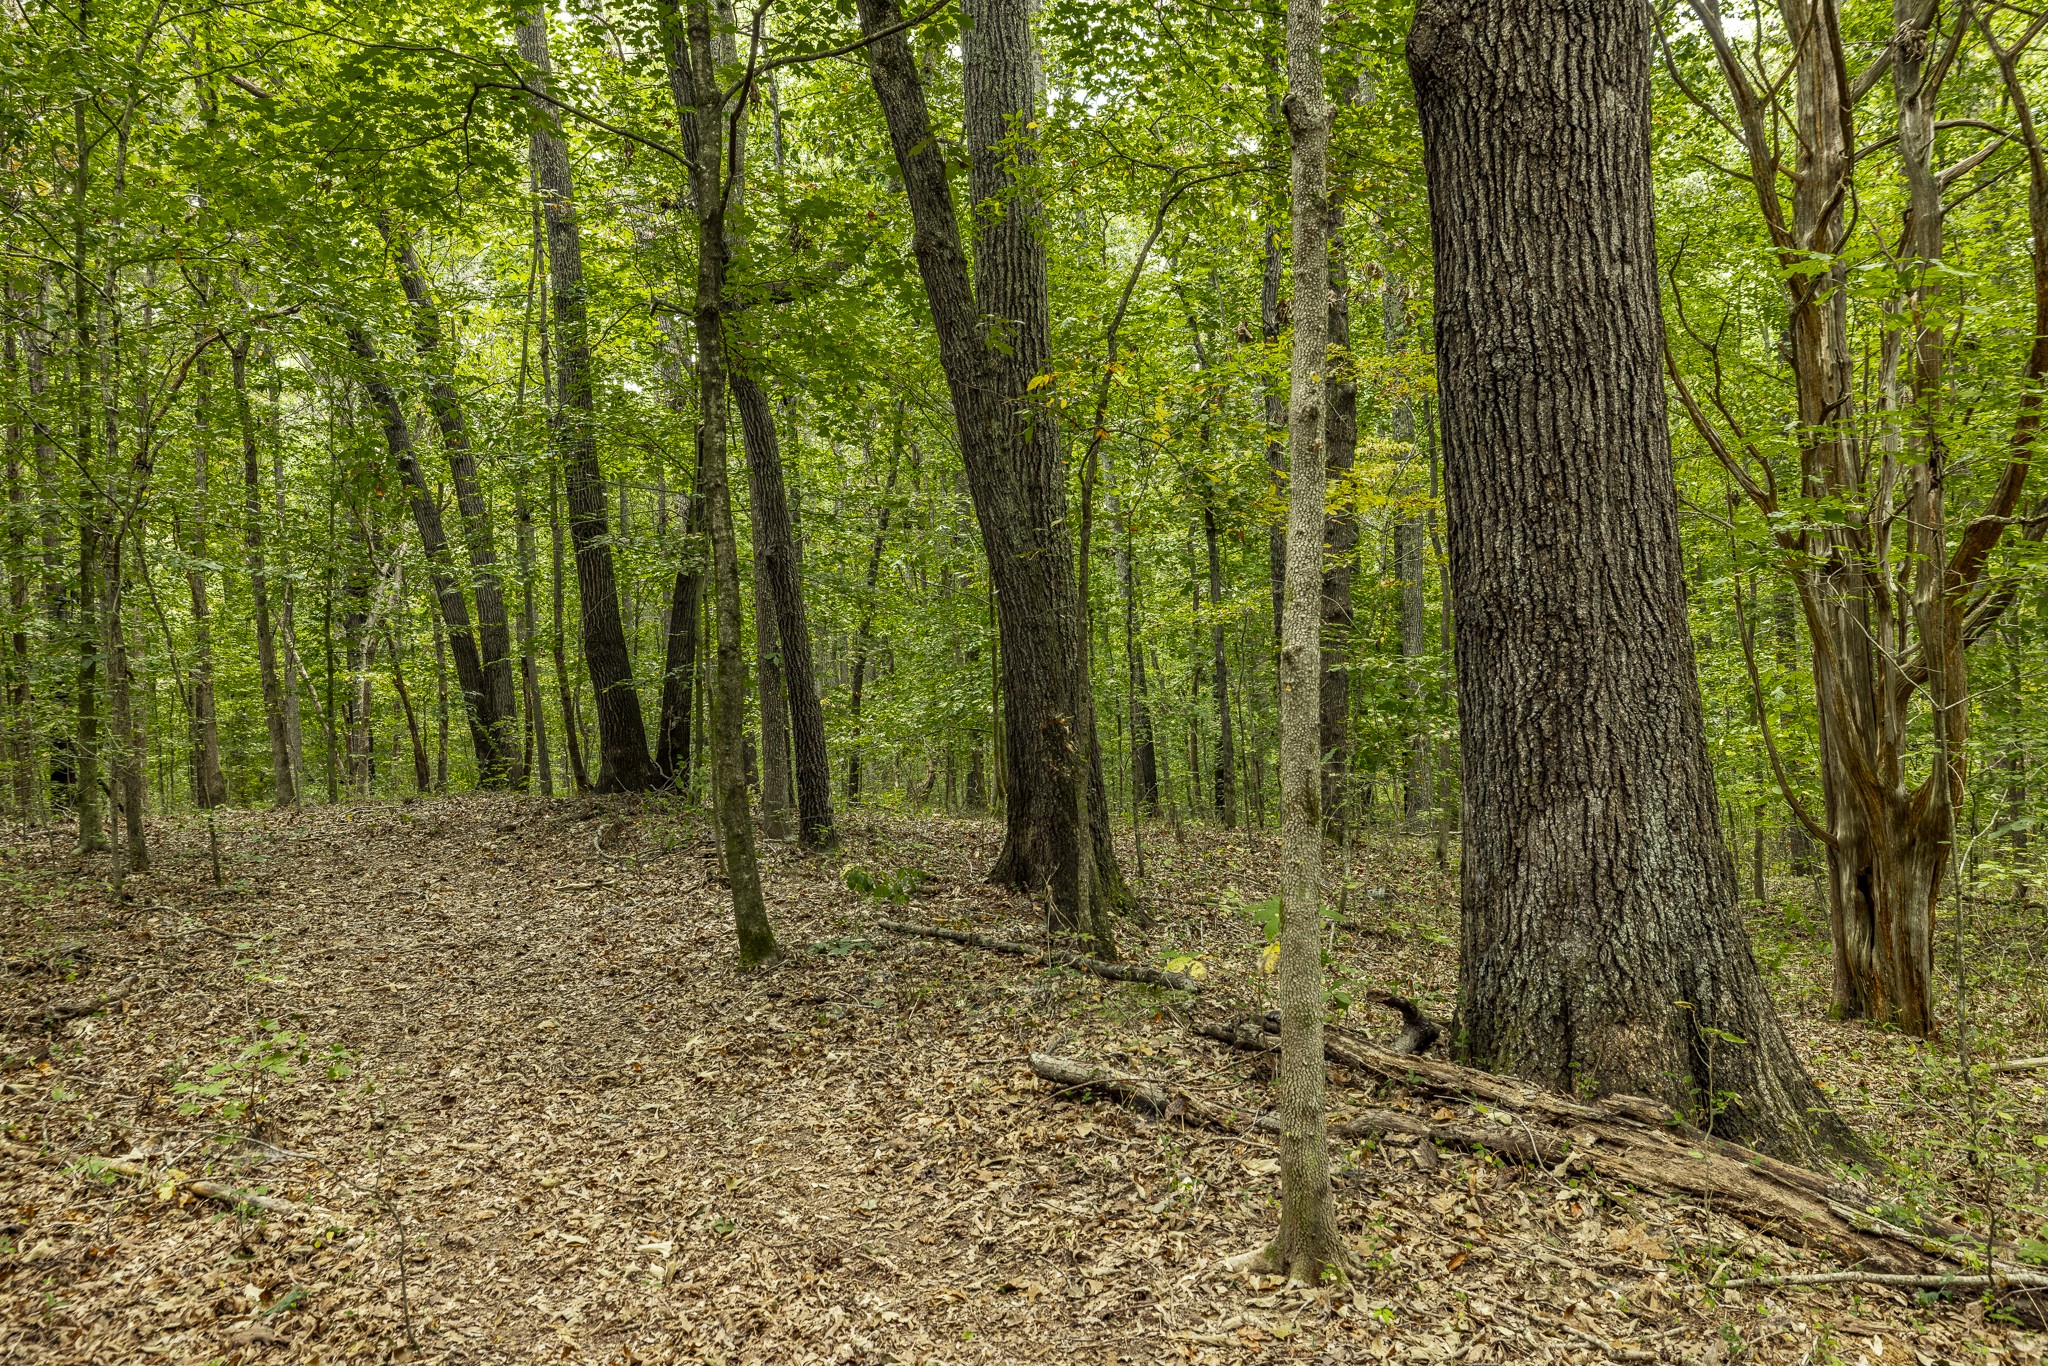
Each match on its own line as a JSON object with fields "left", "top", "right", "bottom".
{"left": 1196, "top": 1015, "right": 1983, "bottom": 1275}
{"left": 0, "top": 1138, "right": 331, "bottom": 1220}
{"left": 1365, "top": 992, "right": 1441, "bottom": 1055}
{"left": 1715, "top": 1269, "right": 2048, "bottom": 1292}
{"left": 1989, "top": 1055, "right": 2048, "bottom": 1075}
{"left": 1027, "top": 1053, "right": 1260, "bottom": 1131}
{"left": 878, "top": 920, "right": 1203, "bottom": 992}
{"left": 12, "top": 973, "right": 139, "bottom": 1028}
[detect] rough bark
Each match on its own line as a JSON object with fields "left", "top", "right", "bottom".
{"left": 383, "top": 223, "right": 523, "bottom": 787}
{"left": 517, "top": 6, "right": 658, "bottom": 792}
{"left": 858, "top": 0, "right": 1128, "bottom": 927}
{"left": 1410, "top": 0, "right": 1853, "bottom": 1161}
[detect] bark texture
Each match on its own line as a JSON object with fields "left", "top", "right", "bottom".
{"left": 858, "top": 0, "right": 1127, "bottom": 928}
{"left": 517, "top": 8, "right": 658, "bottom": 792}
{"left": 1260, "top": 0, "right": 1343, "bottom": 1284}
{"left": 1409, "top": 0, "right": 1852, "bottom": 1161}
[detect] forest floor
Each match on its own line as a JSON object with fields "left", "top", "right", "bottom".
{"left": 1, "top": 794, "right": 2045, "bottom": 1365}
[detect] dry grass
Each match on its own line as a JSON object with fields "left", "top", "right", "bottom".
{"left": 0, "top": 794, "right": 2040, "bottom": 1364}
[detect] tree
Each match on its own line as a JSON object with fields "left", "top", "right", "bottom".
{"left": 1408, "top": 0, "right": 1853, "bottom": 1160}
{"left": 1244, "top": 0, "right": 1344, "bottom": 1284}
{"left": 859, "top": 0, "right": 1129, "bottom": 934}
{"left": 1665, "top": 1, "right": 2048, "bottom": 1037}
{"left": 516, "top": 4, "right": 659, "bottom": 793}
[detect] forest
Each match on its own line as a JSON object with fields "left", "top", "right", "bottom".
{"left": 3, "top": 0, "right": 2048, "bottom": 1360}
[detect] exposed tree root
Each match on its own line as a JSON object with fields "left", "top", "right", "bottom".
{"left": 0, "top": 1138, "right": 335, "bottom": 1221}
{"left": 10, "top": 973, "right": 140, "bottom": 1030}
{"left": 877, "top": 920, "right": 1203, "bottom": 992}
{"left": 1196, "top": 1014, "right": 1996, "bottom": 1276}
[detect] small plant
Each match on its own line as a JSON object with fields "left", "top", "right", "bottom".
{"left": 843, "top": 865, "right": 931, "bottom": 904}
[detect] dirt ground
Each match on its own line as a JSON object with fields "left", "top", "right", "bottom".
{"left": 1, "top": 794, "right": 2043, "bottom": 1364}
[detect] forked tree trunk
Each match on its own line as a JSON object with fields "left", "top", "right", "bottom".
{"left": 384, "top": 224, "right": 524, "bottom": 788}
{"left": 859, "top": 0, "right": 1128, "bottom": 930}
{"left": 661, "top": 0, "right": 779, "bottom": 966}
{"left": 517, "top": 6, "right": 658, "bottom": 792}
{"left": 1410, "top": 0, "right": 1853, "bottom": 1161}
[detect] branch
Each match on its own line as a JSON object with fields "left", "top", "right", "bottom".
{"left": 1733, "top": 581, "right": 1839, "bottom": 851}
{"left": 725, "top": 0, "right": 954, "bottom": 101}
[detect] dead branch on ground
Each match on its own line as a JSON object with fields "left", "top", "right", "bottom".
{"left": 877, "top": 919, "right": 1203, "bottom": 992}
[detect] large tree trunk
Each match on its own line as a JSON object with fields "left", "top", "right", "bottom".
{"left": 344, "top": 326, "right": 499, "bottom": 778}
{"left": 660, "top": 0, "right": 779, "bottom": 966}
{"left": 383, "top": 224, "right": 524, "bottom": 787}
{"left": 1409, "top": 0, "right": 1851, "bottom": 1161}
{"left": 517, "top": 7, "right": 659, "bottom": 792}
{"left": 232, "top": 339, "right": 296, "bottom": 808}
{"left": 858, "top": 0, "right": 1128, "bottom": 930}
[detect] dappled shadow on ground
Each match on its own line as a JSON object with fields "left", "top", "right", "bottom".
{"left": 0, "top": 795, "right": 2038, "bottom": 1363}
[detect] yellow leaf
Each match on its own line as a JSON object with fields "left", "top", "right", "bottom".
{"left": 1026, "top": 372, "right": 1053, "bottom": 391}
{"left": 1260, "top": 942, "right": 1281, "bottom": 975}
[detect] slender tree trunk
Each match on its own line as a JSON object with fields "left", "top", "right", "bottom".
{"left": 733, "top": 375, "right": 836, "bottom": 848}
{"left": 183, "top": 341, "right": 226, "bottom": 808}
{"left": 344, "top": 326, "right": 498, "bottom": 779}
{"left": 1117, "top": 503, "right": 1157, "bottom": 815}
{"left": 387, "top": 632, "right": 432, "bottom": 794}
{"left": 232, "top": 339, "right": 296, "bottom": 808}
{"left": 858, "top": 0, "right": 1128, "bottom": 927}
{"left": 1320, "top": 194, "right": 1358, "bottom": 840}
{"left": 846, "top": 435, "right": 900, "bottom": 804}
{"left": 1409, "top": 0, "right": 1852, "bottom": 1160}
{"left": 383, "top": 223, "right": 524, "bottom": 786}
{"left": 1262, "top": 222, "right": 1287, "bottom": 648}
{"left": 432, "top": 601, "right": 450, "bottom": 790}
{"left": 549, "top": 460, "right": 590, "bottom": 792}
{"left": 3, "top": 291, "right": 31, "bottom": 815}
{"left": 1250, "top": 0, "right": 1342, "bottom": 1281}
{"left": 1202, "top": 505, "right": 1237, "bottom": 827}
{"left": 662, "top": 0, "right": 778, "bottom": 965}
{"left": 518, "top": 6, "right": 658, "bottom": 791}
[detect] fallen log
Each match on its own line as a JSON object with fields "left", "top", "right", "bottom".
{"left": 878, "top": 920, "right": 1203, "bottom": 992}
{"left": 1027, "top": 1053, "right": 1266, "bottom": 1132}
{"left": 10, "top": 973, "right": 140, "bottom": 1030}
{"left": 1990, "top": 1055, "right": 2048, "bottom": 1075}
{"left": 0, "top": 1138, "right": 332, "bottom": 1220}
{"left": 1196, "top": 1014, "right": 1974, "bottom": 1275}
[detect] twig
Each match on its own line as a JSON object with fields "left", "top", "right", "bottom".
{"left": 1522, "top": 1307, "right": 1659, "bottom": 1361}
{"left": 877, "top": 919, "right": 1202, "bottom": 992}
{"left": 18, "top": 974, "right": 140, "bottom": 1026}
{"left": 1715, "top": 1269, "right": 2048, "bottom": 1291}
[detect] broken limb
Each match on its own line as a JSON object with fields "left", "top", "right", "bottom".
{"left": 877, "top": 919, "right": 1202, "bottom": 992}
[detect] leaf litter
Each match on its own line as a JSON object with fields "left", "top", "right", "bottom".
{"left": 0, "top": 794, "right": 2041, "bottom": 1364}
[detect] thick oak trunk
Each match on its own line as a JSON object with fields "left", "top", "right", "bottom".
{"left": 1409, "top": 0, "right": 1852, "bottom": 1161}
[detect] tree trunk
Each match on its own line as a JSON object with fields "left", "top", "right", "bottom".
{"left": 1117, "top": 504, "right": 1158, "bottom": 816}
{"left": 549, "top": 459, "right": 590, "bottom": 793}
{"left": 661, "top": 0, "right": 779, "bottom": 966}
{"left": 2, "top": 290, "right": 31, "bottom": 815}
{"left": 846, "top": 438, "right": 899, "bottom": 804}
{"left": 517, "top": 7, "right": 658, "bottom": 792}
{"left": 1409, "top": 0, "right": 1852, "bottom": 1161}
{"left": 384, "top": 223, "right": 524, "bottom": 787}
{"left": 1384, "top": 275, "right": 1431, "bottom": 825}
{"left": 184, "top": 341, "right": 226, "bottom": 808}
{"left": 1320, "top": 192, "right": 1358, "bottom": 838}
{"left": 344, "top": 326, "right": 498, "bottom": 779}
{"left": 232, "top": 339, "right": 296, "bottom": 808}
{"left": 387, "top": 632, "right": 432, "bottom": 794}
{"left": 1254, "top": 0, "right": 1342, "bottom": 1282}
{"left": 656, "top": 437, "right": 705, "bottom": 788}
{"left": 733, "top": 375, "right": 837, "bottom": 848}
{"left": 858, "top": 0, "right": 1128, "bottom": 927}
{"left": 1201, "top": 505, "right": 1237, "bottom": 827}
